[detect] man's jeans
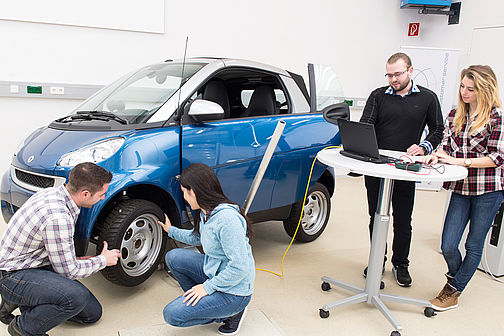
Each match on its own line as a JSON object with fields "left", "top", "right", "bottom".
{"left": 163, "top": 248, "right": 251, "bottom": 327}
{"left": 0, "top": 268, "right": 101, "bottom": 336}
{"left": 441, "top": 191, "right": 504, "bottom": 292}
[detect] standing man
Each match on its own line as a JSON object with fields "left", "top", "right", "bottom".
{"left": 360, "top": 52, "right": 444, "bottom": 287}
{"left": 0, "top": 162, "right": 121, "bottom": 336}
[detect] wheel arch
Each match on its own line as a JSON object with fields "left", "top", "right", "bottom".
{"left": 92, "top": 183, "right": 181, "bottom": 239}
{"left": 317, "top": 168, "right": 335, "bottom": 197}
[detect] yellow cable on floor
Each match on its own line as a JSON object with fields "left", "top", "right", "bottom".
{"left": 256, "top": 145, "right": 341, "bottom": 277}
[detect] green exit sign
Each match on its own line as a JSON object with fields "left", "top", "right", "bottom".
{"left": 27, "top": 86, "right": 42, "bottom": 94}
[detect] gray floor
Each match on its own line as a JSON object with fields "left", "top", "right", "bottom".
{"left": 1, "top": 176, "right": 503, "bottom": 335}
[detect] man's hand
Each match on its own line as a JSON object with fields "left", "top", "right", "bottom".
{"left": 100, "top": 241, "right": 121, "bottom": 266}
{"left": 158, "top": 214, "right": 172, "bottom": 233}
{"left": 406, "top": 144, "right": 425, "bottom": 156}
{"left": 182, "top": 284, "right": 208, "bottom": 306}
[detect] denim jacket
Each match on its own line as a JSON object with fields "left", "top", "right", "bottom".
{"left": 168, "top": 203, "right": 255, "bottom": 296}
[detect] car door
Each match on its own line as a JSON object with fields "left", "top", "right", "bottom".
{"left": 180, "top": 66, "right": 342, "bottom": 214}
{"left": 180, "top": 67, "right": 285, "bottom": 213}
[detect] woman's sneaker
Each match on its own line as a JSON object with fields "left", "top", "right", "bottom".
{"left": 430, "top": 283, "right": 461, "bottom": 311}
{"left": 218, "top": 308, "right": 247, "bottom": 335}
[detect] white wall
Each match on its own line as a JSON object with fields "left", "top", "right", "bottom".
{"left": 0, "top": 0, "right": 503, "bottom": 172}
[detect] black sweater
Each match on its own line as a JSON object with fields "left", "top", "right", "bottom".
{"left": 359, "top": 85, "right": 444, "bottom": 152}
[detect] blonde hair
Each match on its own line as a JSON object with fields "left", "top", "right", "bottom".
{"left": 453, "top": 65, "right": 502, "bottom": 134}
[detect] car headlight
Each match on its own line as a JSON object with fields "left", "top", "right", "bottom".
{"left": 58, "top": 137, "right": 125, "bottom": 167}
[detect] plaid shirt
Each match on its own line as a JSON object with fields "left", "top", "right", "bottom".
{"left": 0, "top": 185, "right": 106, "bottom": 279}
{"left": 442, "top": 107, "right": 504, "bottom": 195}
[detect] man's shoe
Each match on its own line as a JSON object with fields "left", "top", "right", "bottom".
{"left": 218, "top": 308, "right": 247, "bottom": 335}
{"left": 0, "top": 299, "right": 17, "bottom": 324}
{"left": 363, "top": 265, "right": 385, "bottom": 278}
{"left": 7, "top": 316, "right": 23, "bottom": 336}
{"left": 430, "top": 283, "right": 461, "bottom": 311}
{"left": 392, "top": 265, "right": 412, "bottom": 287}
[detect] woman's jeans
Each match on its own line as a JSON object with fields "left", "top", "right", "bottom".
{"left": 441, "top": 190, "right": 504, "bottom": 292}
{"left": 163, "top": 248, "right": 251, "bottom": 327}
{"left": 0, "top": 268, "right": 102, "bottom": 336}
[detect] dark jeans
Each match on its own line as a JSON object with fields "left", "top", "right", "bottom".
{"left": 365, "top": 176, "right": 415, "bottom": 267}
{"left": 163, "top": 248, "right": 251, "bottom": 327}
{"left": 0, "top": 268, "right": 101, "bottom": 336}
{"left": 441, "top": 191, "right": 504, "bottom": 292}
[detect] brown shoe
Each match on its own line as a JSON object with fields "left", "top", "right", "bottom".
{"left": 430, "top": 283, "right": 460, "bottom": 311}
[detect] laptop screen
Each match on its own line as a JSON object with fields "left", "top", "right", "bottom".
{"left": 337, "top": 119, "right": 381, "bottom": 159}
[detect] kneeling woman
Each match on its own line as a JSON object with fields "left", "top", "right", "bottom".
{"left": 158, "top": 163, "right": 255, "bottom": 334}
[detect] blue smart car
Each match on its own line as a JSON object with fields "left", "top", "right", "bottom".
{"left": 1, "top": 58, "right": 346, "bottom": 286}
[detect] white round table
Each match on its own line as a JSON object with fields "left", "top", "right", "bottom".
{"left": 316, "top": 148, "right": 467, "bottom": 334}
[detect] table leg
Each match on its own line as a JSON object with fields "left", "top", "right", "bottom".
{"left": 319, "top": 178, "right": 433, "bottom": 333}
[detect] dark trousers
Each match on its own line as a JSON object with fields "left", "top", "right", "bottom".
{"left": 365, "top": 176, "right": 415, "bottom": 267}
{"left": 0, "top": 268, "right": 101, "bottom": 336}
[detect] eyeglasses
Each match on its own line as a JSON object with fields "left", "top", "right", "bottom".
{"left": 385, "top": 69, "right": 409, "bottom": 79}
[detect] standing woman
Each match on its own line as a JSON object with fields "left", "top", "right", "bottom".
{"left": 425, "top": 65, "right": 504, "bottom": 311}
{"left": 158, "top": 163, "right": 255, "bottom": 334}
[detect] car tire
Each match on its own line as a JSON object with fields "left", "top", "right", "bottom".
{"left": 283, "top": 182, "right": 331, "bottom": 242}
{"left": 97, "top": 199, "right": 168, "bottom": 287}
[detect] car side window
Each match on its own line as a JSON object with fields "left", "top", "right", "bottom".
{"left": 241, "top": 89, "right": 288, "bottom": 114}
{"left": 184, "top": 69, "right": 291, "bottom": 123}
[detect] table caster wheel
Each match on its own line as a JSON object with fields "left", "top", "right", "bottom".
{"left": 380, "top": 281, "right": 385, "bottom": 290}
{"left": 390, "top": 331, "right": 401, "bottom": 336}
{"left": 424, "top": 307, "right": 436, "bottom": 317}
{"left": 321, "top": 282, "right": 331, "bottom": 291}
{"left": 319, "top": 309, "right": 330, "bottom": 318}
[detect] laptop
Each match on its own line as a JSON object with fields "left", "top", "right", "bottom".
{"left": 337, "top": 119, "right": 396, "bottom": 164}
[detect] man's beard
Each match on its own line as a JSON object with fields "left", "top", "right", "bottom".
{"left": 392, "top": 76, "right": 411, "bottom": 92}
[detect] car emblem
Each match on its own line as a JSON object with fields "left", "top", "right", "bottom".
{"left": 27, "top": 155, "right": 34, "bottom": 163}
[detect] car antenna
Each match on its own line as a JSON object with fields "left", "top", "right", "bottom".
{"left": 173, "top": 36, "right": 188, "bottom": 122}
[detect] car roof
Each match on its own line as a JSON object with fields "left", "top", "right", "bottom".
{"left": 162, "top": 57, "right": 291, "bottom": 77}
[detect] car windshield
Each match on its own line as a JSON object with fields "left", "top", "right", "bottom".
{"left": 74, "top": 62, "right": 206, "bottom": 124}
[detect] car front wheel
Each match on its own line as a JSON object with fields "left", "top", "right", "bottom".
{"left": 97, "top": 199, "right": 168, "bottom": 287}
{"left": 283, "top": 182, "right": 331, "bottom": 242}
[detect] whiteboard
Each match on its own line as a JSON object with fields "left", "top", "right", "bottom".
{"left": 0, "top": 0, "right": 164, "bottom": 33}
{"left": 401, "top": 46, "right": 460, "bottom": 118}
{"left": 469, "top": 26, "right": 504, "bottom": 101}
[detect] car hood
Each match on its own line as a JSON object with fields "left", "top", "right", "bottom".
{"left": 13, "top": 126, "right": 131, "bottom": 174}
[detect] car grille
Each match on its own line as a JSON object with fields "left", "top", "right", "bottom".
{"left": 15, "top": 169, "right": 55, "bottom": 188}
{"left": 11, "top": 166, "right": 66, "bottom": 192}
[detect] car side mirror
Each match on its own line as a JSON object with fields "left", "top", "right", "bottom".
{"left": 322, "top": 102, "right": 350, "bottom": 125}
{"left": 188, "top": 99, "right": 225, "bottom": 122}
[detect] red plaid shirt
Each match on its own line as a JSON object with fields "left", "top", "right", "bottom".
{"left": 442, "top": 107, "right": 504, "bottom": 195}
{"left": 0, "top": 185, "right": 106, "bottom": 279}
